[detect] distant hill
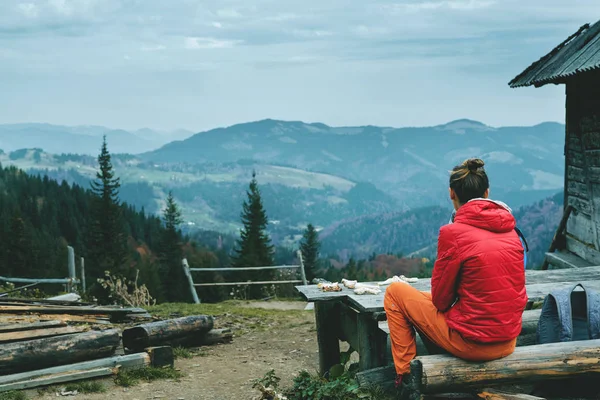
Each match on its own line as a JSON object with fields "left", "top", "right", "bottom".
{"left": 143, "top": 119, "right": 565, "bottom": 209}
{"left": 0, "top": 124, "right": 193, "bottom": 155}
{"left": 321, "top": 192, "right": 564, "bottom": 268}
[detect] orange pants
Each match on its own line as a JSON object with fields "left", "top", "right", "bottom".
{"left": 383, "top": 282, "right": 517, "bottom": 375}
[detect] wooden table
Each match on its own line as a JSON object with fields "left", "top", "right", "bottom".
{"left": 295, "top": 266, "right": 600, "bottom": 376}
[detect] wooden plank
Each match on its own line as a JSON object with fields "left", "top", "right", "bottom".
{"left": 0, "top": 325, "right": 88, "bottom": 344}
{"left": 544, "top": 251, "right": 593, "bottom": 269}
{"left": 146, "top": 346, "right": 174, "bottom": 368}
{"left": 568, "top": 149, "right": 585, "bottom": 168}
{"left": 477, "top": 389, "right": 546, "bottom": 400}
{"left": 356, "top": 365, "right": 396, "bottom": 392}
{"left": 582, "top": 131, "right": 600, "bottom": 149}
{"left": 566, "top": 212, "right": 596, "bottom": 245}
{"left": 379, "top": 309, "right": 541, "bottom": 339}
{"left": 0, "top": 320, "right": 65, "bottom": 333}
{"left": 0, "top": 328, "right": 120, "bottom": 374}
{"left": 0, "top": 368, "right": 113, "bottom": 393}
{"left": 189, "top": 265, "right": 300, "bottom": 272}
{"left": 0, "top": 352, "right": 151, "bottom": 386}
{"left": 314, "top": 301, "right": 341, "bottom": 376}
{"left": 409, "top": 339, "right": 600, "bottom": 394}
{"left": 295, "top": 284, "right": 350, "bottom": 302}
{"left": 0, "top": 305, "right": 143, "bottom": 316}
{"left": 194, "top": 280, "right": 302, "bottom": 287}
{"left": 566, "top": 236, "right": 600, "bottom": 265}
{"left": 567, "top": 195, "right": 591, "bottom": 216}
{"left": 567, "top": 165, "right": 586, "bottom": 183}
{"left": 541, "top": 205, "right": 574, "bottom": 270}
{"left": 182, "top": 259, "right": 200, "bottom": 304}
{"left": 122, "top": 315, "right": 213, "bottom": 351}
{"left": 567, "top": 180, "right": 589, "bottom": 198}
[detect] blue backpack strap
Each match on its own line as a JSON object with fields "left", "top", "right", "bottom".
{"left": 515, "top": 227, "right": 528, "bottom": 269}
{"left": 578, "top": 283, "right": 600, "bottom": 339}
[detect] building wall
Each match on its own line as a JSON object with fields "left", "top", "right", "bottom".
{"left": 565, "top": 71, "right": 600, "bottom": 265}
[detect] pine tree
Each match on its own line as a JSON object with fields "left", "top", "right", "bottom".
{"left": 232, "top": 171, "right": 274, "bottom": 298}
{"left": 87, "top": 136, "right": 128, "bottom": 289}
{"left": 158, "top": 191, "right": 187, "bottom": 302}
{"left": 300, "top": 223, "right": 320, "bottom": 281}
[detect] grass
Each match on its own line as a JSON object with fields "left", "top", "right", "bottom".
{"left": 0, "top": 391, "right": 27, "bottom": 400}
{"left": 173, "top": 346, "right": 194, "bottom": 359}
{"left": 147, "top": 300, "right": 311, "bottom": 336}
{"left": 64, "top": 381, "right": 106, "bottom": 394}
{"left": 114, "top": 367, "right": 183, "bottom": 387}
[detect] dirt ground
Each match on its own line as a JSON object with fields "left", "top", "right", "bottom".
{"left": 25, "top": 301, "right": 320, "bottom": 400}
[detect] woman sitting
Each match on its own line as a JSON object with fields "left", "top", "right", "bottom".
{"left": 384, "top": 158, "right": 527, "bottom": 391}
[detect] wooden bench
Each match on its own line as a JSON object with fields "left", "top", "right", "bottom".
{"left": 356, "top": 339, "right": 600, "bottom": 398}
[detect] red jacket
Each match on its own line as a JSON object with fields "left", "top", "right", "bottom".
{"left": 431, "top": 199, "right": 527, "bottom": 343}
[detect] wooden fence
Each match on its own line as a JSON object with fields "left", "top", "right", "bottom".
{"left": 182, "top": 250, "right": 308, "bottom": 304}
{"left": 0, "top": 246, "right": 85, "bottom": 295}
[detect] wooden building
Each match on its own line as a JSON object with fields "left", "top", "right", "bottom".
{"left": 510, "top": 20, "right": 600, "bottom": 269}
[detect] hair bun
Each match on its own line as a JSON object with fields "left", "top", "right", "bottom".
{"left": 465, "top": 158, "right": 485, "bottom": 171}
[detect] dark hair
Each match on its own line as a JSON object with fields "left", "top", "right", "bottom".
{"left": 449, "top": 158, "right": 489, "bottom": 204}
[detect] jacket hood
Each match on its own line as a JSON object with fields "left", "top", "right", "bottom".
{"left": 452, "top": 198, "right": 516, "bottom": 233}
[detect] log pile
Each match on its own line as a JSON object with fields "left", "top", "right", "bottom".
{"left": 0, "top": 298, "right": 232, "bottom": 393}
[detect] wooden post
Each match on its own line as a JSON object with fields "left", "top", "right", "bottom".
{"left": 182, "top": 259, "right": 200, "bottom": 304}
{"left": 67, "top": 246, "right": 76, "bottom": 293}
{"left": 541, "top": 205, "right": 573, "bottom": 270}
{"left": 357, "top": 313, "right": 387, "bottom": 371}
{"left": 80, "top": 257, "right": 86, "bottom": 292}
{"left": 314, "top": 301, "right": 341, "bottom": 376}
{"left": 297, "top": 250, "right": 308, "bottom": 285}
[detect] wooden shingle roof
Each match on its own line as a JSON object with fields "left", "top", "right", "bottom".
{"left": 509, "top": 19, "right": 600, "bottom": 88}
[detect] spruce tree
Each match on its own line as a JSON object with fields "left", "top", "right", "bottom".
{"left": 158, "top": 191, "right": 187, "bottom": 302}
{"left": 300, "top": 223, "right": 320, "bottom": 281}
{"left": 87, "top": 136, "right": 127, "bottom": 289}
{"left": 232, "top": 171, "right": 274, "bottom": 298}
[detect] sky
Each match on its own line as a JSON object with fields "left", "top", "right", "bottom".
{"left": 0, "top": 0, "right": 598, "bottom": 133}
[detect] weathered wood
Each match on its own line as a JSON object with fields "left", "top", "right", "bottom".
{"left": 544, "top": 251, "right": 592, "bottom": 269}
{"left": 314, "top": 300, "right": 341, "bottom": 376}
{"left": 379, "top": 309, "right": 540, "bottom": 338}
{"left": 357, "top": 313, "right": 387, "bottom": 370}
{"left": 477, "top": 389, "right": 546, "bottom": 400}
{"left": 356, "top": 365, "right": 396, "bottom": 392}
{"left": 67, "top": 245, "right": 76, "bottom": 293}
{"left": 0, "top": 325, "right": 88, "bottom": 344}
{"left": 0, "top": 320, "right": 65, "bottom": 333}
{"left": 80, "top": 257, "right": 86, "bottom": 292}
{"left": 297, "top": 250, "right": 308, "bottom": 286}
{"left": 146, "top": 346, "right": 174, "bottom": 368}
{"left": 182, "top": 259, "right": 200, "bottom": 304}
{"left": 0, "top": 304, "right": 145, "bottom": 316}
{"left": 0, "top": 328, "right": 120, "bottom": 373}
{"left": 566, "top": 212, "right": 596, "bottom": 245}
{"left": 194, "top": 280, "right": 303, "bottom": 287}
{"left": 0, "top": 276, "right": 77, "bottom": 285}
{"left": 541, "top": 205, "right": 574, "bottom": 270}
{"left": 155, "top": 328, "right": 233, "bottom": 347}
{"left": 575, "top": 131, "right": 600, "bottom": 250}
{"left": 0, "top": 352, "right": 152, "bottom": 386}
{"left": 0, "top": 368, "right": 113, "bottom": 393}
{"left": 566, "top": 235, "right": 600, "bottom": 265}
{"left": 567, "top": 180, "right": 589, "bottom": 198}
{"left": 410, "top": 339, "right": 600, "bottom": 394}
{"left": 567, "top": 195, "right": 591, "bottom": 216}
{"left": 567, "top": 165, "right": 586, "bottom": 183}
{"left": 122, "top": 315, "right": 214, "bottom": 351}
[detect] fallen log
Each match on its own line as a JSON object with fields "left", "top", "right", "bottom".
{"left": 407, "top": 339, "right": 600, "bottom": 395}
{"left": 163, "top": 328, "right": 234, "bottom": 348}
{"left": 0, "top": 314, "right": 111, "bottom": 325}
{"left": 0, "top": 325, "right": 88, "bottom": 344}
{"left": 122, "top": 315, "right": 214, "bottom": 351}
{"left": 0, "top": 328, "right": 120, "bottom": 373}
{"left": 0, "top": 349, "right": 173, "bottom": 392}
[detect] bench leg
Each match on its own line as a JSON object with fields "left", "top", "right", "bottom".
{"left": 314, "top": 301, "right": 340, "bottom": 376}
{"left": 358, "top": 313, "right": 387, "bottom": 371}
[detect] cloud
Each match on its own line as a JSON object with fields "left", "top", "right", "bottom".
{"left": 387, "top": 0, "right": 496, "bottom": 13}
{"left": 184, "top": 37, "right": 242, "bottom": 49}
{"left": 216, "top": 8, "right": 242, "bottom": 19}
{"left": 141, "top": 44, "right": 166, "bottom": 52}
{"left": 212, "top": 21, "right": 223, "bottom": 28}
{"left": 17, "top": 3, "right": 38, "bottom": 18}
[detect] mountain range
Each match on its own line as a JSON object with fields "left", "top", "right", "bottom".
{"left": 0, "top": 118, "right": 566, "bottom": 261}
{"left": 0, "top": 124, "right": 193, "bottom": 155}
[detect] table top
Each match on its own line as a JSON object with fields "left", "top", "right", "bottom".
{"left": 295, "top": 266, "right": 600, "bottom": 313}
